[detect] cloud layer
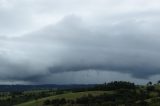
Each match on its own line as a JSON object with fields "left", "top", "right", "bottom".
{"left": 0, "top": 0, "right": 160, "bottom": 84}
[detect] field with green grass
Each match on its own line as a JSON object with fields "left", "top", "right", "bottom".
{"left": 15, "top": 91, "right": 109, "bottom": 106}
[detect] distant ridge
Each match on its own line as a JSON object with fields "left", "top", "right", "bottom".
{"left": 0, "top": 84, "right": 96, "bottom": 92}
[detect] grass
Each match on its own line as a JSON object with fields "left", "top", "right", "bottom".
{"left": 15, "top": 91, "right": 112, "bottom": 106}
{"left": 0, "top": 92, "right": 10, "bottom": 100}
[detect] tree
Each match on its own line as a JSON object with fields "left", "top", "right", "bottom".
{"left": 157, "top": 80, "right": 160, "bottom": 84}
{"left": 147, "top": 81, "right": 152, "bottom": 86}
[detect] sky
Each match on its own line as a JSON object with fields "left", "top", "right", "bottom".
{"left": 0, "top": 0, "right": 160, "bottom": 84}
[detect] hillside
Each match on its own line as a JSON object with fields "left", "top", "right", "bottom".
{"left": 15, "top": 91, "right": 109, "bottom": 106}
{"left": 1, "top": 81, "right": 160, "bottom": 106}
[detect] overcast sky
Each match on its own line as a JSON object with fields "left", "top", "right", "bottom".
{"left": 0, "top": 0, "right": 160, "bottom": 84}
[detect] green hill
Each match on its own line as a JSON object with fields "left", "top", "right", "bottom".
{"left": 1, "top": 81, "right": 159, "bottom": 106}
{"left": 15, "top": 91, "right": 110, "bottom": 106}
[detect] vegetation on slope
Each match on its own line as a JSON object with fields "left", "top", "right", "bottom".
{"left": 1, "top": 81, "right": 160, "bottom": 106}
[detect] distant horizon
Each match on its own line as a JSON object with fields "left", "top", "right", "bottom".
{"left": 0, "top": 80, "right": 159, "bottom": 86}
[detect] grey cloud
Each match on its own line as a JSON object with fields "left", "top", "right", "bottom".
{"left": 1, "top": 0, "right": 160, "bottom": 84}
{"left": 0, "top": 14, "right": 160, "bottom": 84}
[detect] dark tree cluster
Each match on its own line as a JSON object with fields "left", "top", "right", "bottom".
{"left": 94, "top": 81, "right": 135, "bottom": 91}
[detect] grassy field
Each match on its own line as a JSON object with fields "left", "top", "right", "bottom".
{"left": 15, "top": 91, "right": 111, "bottom": 106}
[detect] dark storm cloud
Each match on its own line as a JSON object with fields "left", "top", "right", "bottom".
{"left": 1, "top": 13, "right": 160, "bottom": 83}
{"left": 1, "top": 0, "right": 160, "bottom": 84}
